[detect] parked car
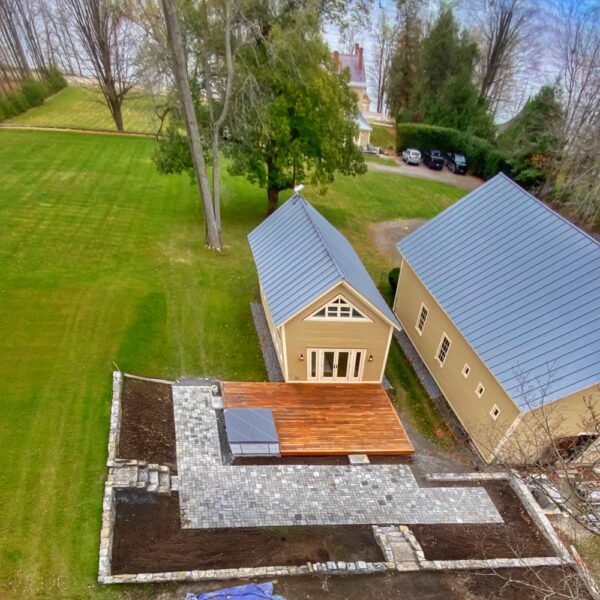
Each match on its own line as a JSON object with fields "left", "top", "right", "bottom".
{"left": 445, "top": 152, "right": 468, "bottom": 174}
{"left": 363, "top": 144, "right": 378, "bottom": 155}
{"left": 422, "top": 149, "right": 444, "bottom": 170}
{"left": 402, "top": 148, "right": 421, "bottom": 165}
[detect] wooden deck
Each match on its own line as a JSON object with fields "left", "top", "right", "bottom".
{"left": 222, "top": 382, "right": 414, "bottom": 456}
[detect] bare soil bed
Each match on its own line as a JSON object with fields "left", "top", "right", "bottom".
{"left": 411, "top": 481, "right": 554, "bottom": 559}
{"left": 111, "top": 491, "right": 383, "bottom": 574}
{"left": 118, "top": 376, "right": 177, "bottom": 471}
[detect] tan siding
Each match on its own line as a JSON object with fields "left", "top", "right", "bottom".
{"left": 284, "top": 283, "right": 392, "bottom": 382}
{"left": 393, "top": 259, "right": 520, "bottom": 462}
{"left": 504, "top": 384, "right": 600, "bottom": 464}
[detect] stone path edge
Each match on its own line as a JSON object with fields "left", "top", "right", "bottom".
{"left": 98, "top": 373, "right": 573, "bottom": 586}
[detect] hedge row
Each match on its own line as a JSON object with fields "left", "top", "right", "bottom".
{"left": 396, "top": 122, "right": 510, "bottom": 180}
{"left": 0, "top": 69, "right": 67, "bottom": 122}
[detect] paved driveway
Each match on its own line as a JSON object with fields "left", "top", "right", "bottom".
{"left": 368, "top": 160, "right": 483, "bottom": 192}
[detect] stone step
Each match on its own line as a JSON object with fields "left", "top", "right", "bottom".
{"left": 108, "top": 460, "right": 171, "bottom": 495}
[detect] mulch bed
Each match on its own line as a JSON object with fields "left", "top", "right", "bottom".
{"left": 111, "top": 491, "right": 383, "bottom": 574}
{"left": 117, "top": 376, "right": 177, "bottom": 472}
{"left": 411, "top": 481, "right": 554, "bottom": 560}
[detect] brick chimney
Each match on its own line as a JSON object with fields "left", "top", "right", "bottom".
{"left": 354, "top": 42, "right": 360, "bottom": 56}
{"left": 332, "top": 50, "right": 340, "bottom": 69}
{"left": 358, "top": 46, "right": 364, "bottom": 71}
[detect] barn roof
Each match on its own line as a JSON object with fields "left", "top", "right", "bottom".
{"left": 398, "top": 173, "right": 600, "bottom": 410}
{"left": 248, "top": 194, "right": 398, "bottom": 328}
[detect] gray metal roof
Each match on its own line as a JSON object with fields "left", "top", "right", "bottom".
{"left": 398, "top": 173, "right": 600, "bottom": 411}
{"left": 356, "top": 113, "right": 372, "bottom": 132}
{"left": 224, "top": 408, "right": 279, "bottom": 443}
{"left": 248, "top": 194, "right": 399, "bottom": 328}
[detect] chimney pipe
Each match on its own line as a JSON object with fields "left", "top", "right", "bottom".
{"left": 354, "top": 42, "right": 360, "bottom": 55}
{"left": 332, "top": 50, "right": 339, "bottom": 68}
{"left": 358, "top": 46, "right": 363, "bottom": 71}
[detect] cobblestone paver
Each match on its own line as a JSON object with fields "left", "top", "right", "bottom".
{"left": 173, "top": 385, "right": 502, "bottom": 529}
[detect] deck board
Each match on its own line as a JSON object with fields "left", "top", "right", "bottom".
{"left": 222, "top": 382, "right": 414, "bottom": 456}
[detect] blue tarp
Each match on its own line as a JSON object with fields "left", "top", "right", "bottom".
{"left": 185, "top": 582, "right": 278, "bottom": 600}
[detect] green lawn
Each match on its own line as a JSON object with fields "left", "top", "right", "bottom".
{"left": 7, "top": 86, "right": 162, "bottom": 133}
{"left": 365, "top": 154, "right": 399, "bottom": 166}
{"left": 0, "top": 128, "right": 463, "bottom": 597}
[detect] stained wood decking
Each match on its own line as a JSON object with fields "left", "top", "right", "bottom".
{"left": 222, "top": 382, "right": 414, "bottom": 456}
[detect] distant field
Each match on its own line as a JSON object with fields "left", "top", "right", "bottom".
{"left": 7, "top": 85, "right": 162, "bottom": 133}
{"left": 0, "top": 128, "right": 462, "bottom": 597}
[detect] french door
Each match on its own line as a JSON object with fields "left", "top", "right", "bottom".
{"left": 308, "top": 349, "right": 365, "bottom": 382}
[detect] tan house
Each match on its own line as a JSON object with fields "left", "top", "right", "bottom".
{"left": 333, "top": 44, "right": 372, "bottom": 148}
{"left": 393, "top": 174, "right": 600, "bottom": 464}
{"left": 248, "top": 192, "right": 399, "bottom": 383}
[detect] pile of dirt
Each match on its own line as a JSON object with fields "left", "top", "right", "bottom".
{"left": 411, "top": 481, "right": 554, "bottom": 560}
{"left": 117, "top": 376, "right": 177, "bottom": 471}
{"left": 111, "top": 491, "right": 383, "bottom": 574}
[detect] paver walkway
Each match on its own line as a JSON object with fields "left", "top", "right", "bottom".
{"left": 173, "top": 384, "right": 502, "bottom": 529}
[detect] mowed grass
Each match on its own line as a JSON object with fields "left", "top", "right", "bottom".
{"left": 0, "top": 128, "right": 463, "bottom": 597}
{"left": 370, "top": 124, "right": 396, "bottom": 150}
{"left": 7, "top": 86, "right": 162, "bottom": 133}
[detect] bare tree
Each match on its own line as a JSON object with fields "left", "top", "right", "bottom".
{"left": 62, "top": 0, "right": 141, "bottom": 130}
{"left": 467, "top": 0, "right": 537, "bottom": 119}
{"left": 371, "top": 7, "right": 396, "bottom": 114}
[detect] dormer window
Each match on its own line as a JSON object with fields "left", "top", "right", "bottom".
{"left": 307, "top": 295, "right": 369, "bottom": 321}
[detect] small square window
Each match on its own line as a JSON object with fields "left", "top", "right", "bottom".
{"left": 476, "top": 383, "right": 485, "bottom": 398}
{"left": 462, "top": 364, "right": 470, "bottom": 378}
{"left": 490, "top": 404, "right": 501, "bottom": 420}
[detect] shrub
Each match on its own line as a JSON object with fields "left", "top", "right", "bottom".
{"left": 388, "top": 267, "right": 400, "bottom": 293}
{"left": 0, "top": 70, "right": 67, "bottom": 123}
{"left": 396, "top": 122, "right": 510, "bottom": 180}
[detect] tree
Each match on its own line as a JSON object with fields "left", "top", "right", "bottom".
{"left": 386, "top": 0, "right": 423, "bottom": 118}
{"left": 63, "top": 0, "right": 141, "bottom": 131}
{"left": 157, "top": 0, "right": 233, "bottom": 249}
{"left": 371, "top": 7, "right": 396, "bottom": 114}
{"left": 470, "top": 0, "right": 536, "bottom": 119}
{"left": 406, "top": 5, "right": 495, "bottom": 138}
{"left": 498, "top": 85, "right": 564, "bottom": 186}
{"left": 226, "top": 9, "right": 366, "bottom": 214}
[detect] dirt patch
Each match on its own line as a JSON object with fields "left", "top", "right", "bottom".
{"left": 111, "top": 491, "right": 383, "bottom": 574}
{"left": 118, "top": 376, "right": 177, "bottom": 472}
{"left": 167, "top": 567, "right": 590, "bottom": 600}
{"left": 411, "top": 481, "right": 554, "bottom": 560}
{"left": 369, "top": 218, "right": 427, "bottom": 262}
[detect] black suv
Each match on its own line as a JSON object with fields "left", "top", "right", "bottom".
{"left": 422, "top": 149, "right": 444, "bottom": 170}
{"left": 445, "top": 152, "right": 468, "bottom": 174}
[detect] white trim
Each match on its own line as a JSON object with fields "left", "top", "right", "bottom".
{"left": 379, "top": 326, "right": 394, "bottom": 383}
{"left": 492, "top": 413, "right": 523, "bottom": 459}
{"left": 462, "top": 363, "right": 471, "bottom": 378}
{"left": 306, "top": 348, "right": 366, "bottom": 382}
{"left": 393, "top": 257, "right": 404, "bottom": 314}
{"left": 435, "top": 332, "right": 452, "bottom": 367}
{"left": 281, "top": 324, "right": 289, "bottom": 382}
{"left": 490, "top": 404, "right": 501, "bottom": 420}
{"left": 476, "top": 383, "right": 485, "bottom": 398}
{"left": 305, "top": 293, "right": 371, "bottom": 322}
{"left": 415, "top": 302, "right": 429, "bottom": 335}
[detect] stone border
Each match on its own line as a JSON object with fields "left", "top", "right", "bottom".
{"left": 425, "top": 471, "right": 573, "bottom": 564}
{"left": 98, "top": 372, "right": 123, "bottom": 584}
{"left": 98, "top": 375, "right": 574, "bottom": 585}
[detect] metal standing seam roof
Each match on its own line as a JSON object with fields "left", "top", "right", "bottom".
{"left": 356, "top": 113, "right": 372, "bottom": 132}
{"left": 397, "top": 173, "right": 600, "bottom": 411}
{"left": 248, "top": 194, "right": 399, "bottom": 328}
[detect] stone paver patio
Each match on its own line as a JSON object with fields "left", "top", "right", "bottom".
{"left": 173, "top": 384, "right": 502, "bottom": 529}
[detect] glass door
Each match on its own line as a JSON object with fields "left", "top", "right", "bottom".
{"left": 308, "top": 349, "right": 364, "bottom": 382}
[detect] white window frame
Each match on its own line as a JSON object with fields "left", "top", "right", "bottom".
{"left": 435, "top": 333, "right": 451, "bottom": 366}
{"left": 462, "top": 363, "right": 471, "bottom": 378}
{"left": 307, "top": 348, "right": 366, "bottom": 382}
{"left": 490, "top": 404, "right": 501, "bottom": 420}
{"left": 415, "top": 303, "right": 429, "bottom": 335}
{"left": 476, "top": 383, "right": 485, "bottom": 398}
{"left": 306, "top": 294, "right": 371, "bottom": 322}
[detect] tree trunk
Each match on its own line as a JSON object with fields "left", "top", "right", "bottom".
{"left": 267, "top": 187, "right": 279, "bottom": 215}
{"left": 161, "top": 0, "right": 221, "bottom": 250}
